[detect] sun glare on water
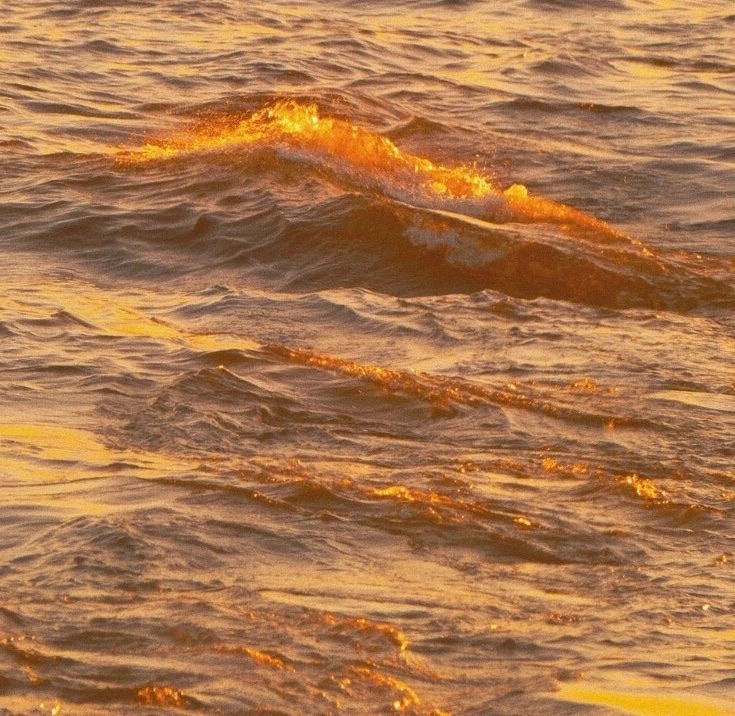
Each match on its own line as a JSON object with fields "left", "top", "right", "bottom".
{"left": 116, "top": 100, "right": 628, "bottom": 243}
{"left": 117, "top": 100, "right": 495, "bottom": 197}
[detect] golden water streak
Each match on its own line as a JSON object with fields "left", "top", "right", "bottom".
{"left": 557, "top": 683, "right": 734, "bottom": 716}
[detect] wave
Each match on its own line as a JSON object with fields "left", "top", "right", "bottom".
{"left": 108, "top": 100, "right": 734, "bottom": 310}
{"left": 115, "top": 99, "right": 628, "bottom": 244}
{"left": 265, "top": 343, "right": 649, "bottom": 427}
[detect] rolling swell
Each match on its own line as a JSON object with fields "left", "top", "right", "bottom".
{"left": 108, "top": 100, "right": 733, "bottom": 311}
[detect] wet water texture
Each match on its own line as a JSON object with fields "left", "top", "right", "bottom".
{"left": 1, "top": 1, "right": 734, "bottom": 714}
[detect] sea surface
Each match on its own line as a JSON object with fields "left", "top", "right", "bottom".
{"left": 1, "top": 1, "right": 734, "bottom": 714}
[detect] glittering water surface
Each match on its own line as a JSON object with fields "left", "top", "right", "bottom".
{"left": 1, "top": 1, "right": 734, "bottom": 714}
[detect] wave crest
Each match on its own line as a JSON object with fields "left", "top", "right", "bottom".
{"left": 116, "top": 99, "right": 627, "bottom": 243}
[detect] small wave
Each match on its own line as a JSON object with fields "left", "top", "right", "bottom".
{"left": 568, "top": 465, "right": 722, "bottom": 524}
{"left": 0, "top": 138, "right": 34, "bottom": 151}
{"left": 266, "top": 344, "right": 647, "bottom": 427}
{"left": 194, "top": 456, "right": 634, "bottom": 566}
{"left": 23, "top": 99, "right": 138, "bottom": 120}
{"left": 77, "top": 38, "right": 128, "bottom": 55}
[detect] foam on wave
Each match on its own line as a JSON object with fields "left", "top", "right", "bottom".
{"left": 116, "top": 100, "right": 629, "bottom": 244}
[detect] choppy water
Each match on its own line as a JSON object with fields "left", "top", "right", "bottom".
{"left": 2, "top": 1, "right": 734, "bottom": 714}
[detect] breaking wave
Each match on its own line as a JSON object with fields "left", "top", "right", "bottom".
{"left": 112, "top": 100, "right": 732, "bottom": 310}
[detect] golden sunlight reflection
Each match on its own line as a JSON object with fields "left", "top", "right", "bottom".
{"left": 4, "top": 280, "right": 260, "bottom": 354}
{"left": 0, "top": 423, "right": 194, "bottom": 484}
{"left": 135, "top": 686, "right": 192, "bottom": 708}
{"left": 213, "top": 645, "right": 294, "bottom": 672}
{"left": 556, "top": 682, "right": 733, "bottom": 716}
{"left": 117, "top": 100, "right": 494, "bottom": 197}
{"left": 116, "top": 100, "right": 627, "bottom": 242}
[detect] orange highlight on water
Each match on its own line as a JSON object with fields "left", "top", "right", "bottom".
{"left": 116, "top": 100, "right": 627, "bottom": 242}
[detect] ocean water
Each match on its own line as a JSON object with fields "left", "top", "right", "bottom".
{"left": 1, "top": 1, "right": 734, "bottom": 714}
